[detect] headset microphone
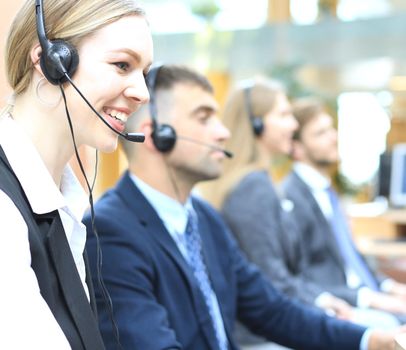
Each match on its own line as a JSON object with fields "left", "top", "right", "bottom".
{"left": 63, "top": 74, "right": 145, "bottom": 143}
{"left": 177, "top": 135, "right": 233, "bottom": 158}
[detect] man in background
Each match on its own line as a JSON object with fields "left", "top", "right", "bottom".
{"left": 282, "top": 98, "right": 406, "bottom": 326}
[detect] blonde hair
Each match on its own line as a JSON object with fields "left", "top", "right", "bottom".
{"left": 5, "top": 0, "right": 144, "bottom": 97}
{"left": 200, "top": 78, "right": 285, "bottom": 208}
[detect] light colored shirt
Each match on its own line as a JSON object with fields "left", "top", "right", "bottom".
{"left": 294, "top": 162, "right": 366, "bottom": 289}
{"left": 294, "top": 162, "right": 393, "bottom": 302}
{"left": 294, "top": 162, "right": 371, "bottom": 350}
{"left": 130, "top": 173, "right": 228, "bottom": 348}
{"left": 0, "top": 115, "right": 89, "bottom": 349}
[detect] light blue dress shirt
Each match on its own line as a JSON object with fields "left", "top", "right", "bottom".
{"left": 130, "top": 173, "right": 228, "bottom": 348}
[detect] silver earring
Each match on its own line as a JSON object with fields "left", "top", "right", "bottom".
{"left": 35, "top": 77, "right": 61, "bottom": 108}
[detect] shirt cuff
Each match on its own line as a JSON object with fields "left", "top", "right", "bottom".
{"left": 314, "top": 292, "right": 336, "bottom": 317}
{"left": 380, "top": 279, "right": 394, "bottom": 293}
{"left": 315, "top": 292, "right": 333, "bottom": 306}
{"left": 360, "top": 328, "right": 372, "bottom": 350}
{"left": 357, "top": 287, "right": 374, "bottom": 308}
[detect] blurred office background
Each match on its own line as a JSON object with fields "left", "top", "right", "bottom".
{"left": 141, "top": 0, "right": 406, "bottom": 201}
{"left": 2, "top": 1, "right": 406, "bottom": 233}
{"left": 2, "top": 0, "right": 406, "bottom": 199}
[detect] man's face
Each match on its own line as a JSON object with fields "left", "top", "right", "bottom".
{"left": 164, "top": 82, "right": 230, "bottom": 184}
{"left": 298, "top": 112, "right": 338, "bottom": 167}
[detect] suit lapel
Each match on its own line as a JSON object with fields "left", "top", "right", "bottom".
{"left": 115, "top": 172, "right": 221, "bottom": 350}
{"left": 46, "top": 211, "right": 104, "bottom": 349}
{"left": 146, "top": 216, "right": 221, "bottom": 350}
{"left": 292, "top": 172, "right": 345, "bottom": 267}
{"left": 117, "top": 173, "right": 195, "bottom": 283}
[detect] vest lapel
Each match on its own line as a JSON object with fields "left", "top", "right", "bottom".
{"left": 46, "top": 211, "right": 104, "bottom": 349}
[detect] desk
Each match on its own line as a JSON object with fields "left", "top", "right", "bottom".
{"left": 350, "top": 208, "right": 406, "bottom": 240}
{"left": 349, "top": 206, "right": 406, "bottom": 282}
{"left": 356, "top": 238, "right": 406, "bottom": 257}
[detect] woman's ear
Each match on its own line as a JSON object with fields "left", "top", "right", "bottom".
{"left": 30, "top": 43, "right": 44, "bottom": 76}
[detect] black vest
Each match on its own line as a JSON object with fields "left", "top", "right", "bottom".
{"left": 0, "top": 146, "right": 105, "bottom": 350}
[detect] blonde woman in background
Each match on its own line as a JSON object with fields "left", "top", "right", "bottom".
{"left": 0, "top": 0, "right": 152, "bottom": 348}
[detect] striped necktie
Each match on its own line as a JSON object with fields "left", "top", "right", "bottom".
{"left": 184, "top": 208, "right": 228, "bottom": 350}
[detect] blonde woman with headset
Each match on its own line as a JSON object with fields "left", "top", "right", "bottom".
{"left": 0, "top": 0, "right": 152, "bottom": 348}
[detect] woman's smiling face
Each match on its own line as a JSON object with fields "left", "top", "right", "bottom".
{"left": 64, "top": 15, "right": 153, "bottom": 152}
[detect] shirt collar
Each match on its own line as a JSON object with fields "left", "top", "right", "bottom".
{"left": 129, "top": 172, "right": 192, "bottom": 235}
{"left": 0, "top": 115, "right": 88, "bottom": 219}
{"left": 293, "top": 161, "right": 331, "bottom": 192}
{"left": 60, "top": 166, "right": 89, "bottom": 222}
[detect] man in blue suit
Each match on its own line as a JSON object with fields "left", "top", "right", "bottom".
{"left": 84, "top": 65, "right": 402, "bottom": 350}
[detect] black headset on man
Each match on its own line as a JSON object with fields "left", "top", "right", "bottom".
{"left": 146, "top": 65, "right": 177, "bottom": 153}
{"left": 146, "top": 64, "right": 233, "bottom": 158}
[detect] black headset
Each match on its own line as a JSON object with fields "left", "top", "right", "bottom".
{"left": 146, "top": 64, "right": 178, "bottom": 153}
{"left": 243, "top": 85, "right": 264, "bottom": 137}
{"left": 35, "top": 0, "right": 79, "bottom": 85}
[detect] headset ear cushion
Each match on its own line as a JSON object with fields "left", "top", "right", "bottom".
{"left": 152, "top": 123, "right": 177, "bottom": 152}
{"left": 40, "top": 40, "right": 79, "bottom": 85}
{"left": 251, "top": 116, "right": 264, "bottom": 136}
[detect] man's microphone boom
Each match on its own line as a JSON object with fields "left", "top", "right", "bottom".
{"left": 177, "top": 135, "right": 233, "bottom": 158}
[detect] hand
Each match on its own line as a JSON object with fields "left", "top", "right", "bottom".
{"left": 369, "top": 291, "right": 406, "bottom": 314}
{"left": 317, "top": 294, "right": 354, "bottom": 320}
{"left": 388, "top": 281, "right": 406, "bottom": 299}
{"left": 368, "top": 325, "right": 406, "bottom": 350}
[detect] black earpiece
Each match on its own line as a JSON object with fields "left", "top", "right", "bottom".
{"left": 146, "top": 65, "right": 177, "bottom": 153}
{"left": 35, "top": 0, "right": 79, "bottom": 85}
{"left": 243, "top": 86, "right": 264, "bottom": 137}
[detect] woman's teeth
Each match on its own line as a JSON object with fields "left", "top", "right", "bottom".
{"left": 104, "top": 108, "right": 128, "bottom": 123}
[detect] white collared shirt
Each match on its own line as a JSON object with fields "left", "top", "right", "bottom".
{"left": 0, "top": 115, "right": 89, "bottom": 349}
{"left": 293, "top": 162, "right": 333, "bottom": 219}
{"left": 293, "top": 162, "right": 378, "bottom": 302}
{"left": 130, "top": 173, "right": 228, "bottom": 348}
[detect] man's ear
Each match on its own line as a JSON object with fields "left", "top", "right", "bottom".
{"left": 291, "top": 139, "right": 304, "bottom": 161}
{"left": 139, "top": 119, "right": 160, "bottom": 153}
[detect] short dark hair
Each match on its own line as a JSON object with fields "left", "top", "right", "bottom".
{"left": 154, "top": 65, "right": 213, "bottom": 93}
{"left": 292, "top": 98, "right": 325, "bottom": 141}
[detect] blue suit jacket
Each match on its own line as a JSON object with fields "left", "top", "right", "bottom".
{"left": 84, "top": 171, "right": 366, "bottom": 350}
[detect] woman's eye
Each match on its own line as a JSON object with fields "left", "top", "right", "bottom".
{"left": 114, "top": 62, "right": 129, "bottom": 71}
